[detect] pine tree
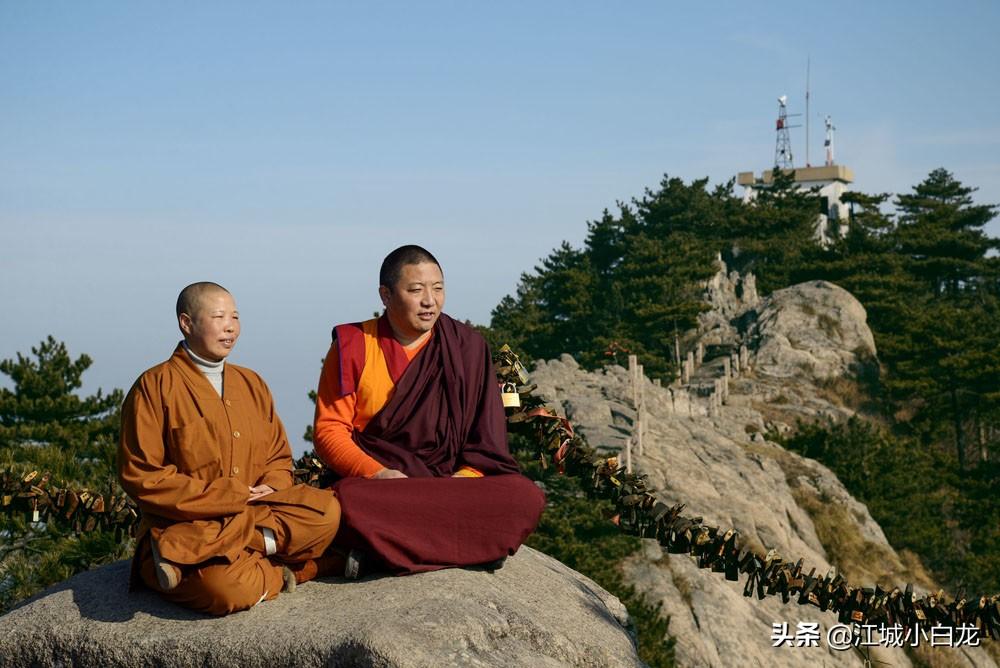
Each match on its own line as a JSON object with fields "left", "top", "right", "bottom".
{"left": 886, "top": 170, "right": 999, "bottom": 466}
{"left": 727, "top": 168, "right": 823, "bottom": 292}
{"left": 0, "top": 336, "right": 123, "bottom": 483}
{"left": 792, "top": 172, "right": 1000, "bottom": 469}
{"left": 0, "top": 337, "right": 128, "bottom": 613}
{"left": 894, "top": 168, "right": 998, "bottom": 296}
{"left": 489, "top": 175, "right": 722, "bottom": 377}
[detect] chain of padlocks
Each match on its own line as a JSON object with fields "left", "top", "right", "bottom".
{"left": 488, "top": 345, "right": 999, "bottom": 642}
{"left": 1, "top": 345, "right": 997, "bottom": 641}
{"left": 0, "top": 469, "right": 136, "bottom": 538}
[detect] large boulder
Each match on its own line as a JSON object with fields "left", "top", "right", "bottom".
{"left": 692, "top": 268, "right": 878, "bottom": 425}
{"left": 753, "top": 280, "right": 877, "bottom": 382}
{"left": 0, "top": 547, "right": 641, "bottom": 668}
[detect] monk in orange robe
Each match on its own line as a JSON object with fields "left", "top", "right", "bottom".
{"left": 119, "top": 282, "right": 342, "bottom": 615}
{"left": 313, "top": 245, "right": 544, "bottom": 574}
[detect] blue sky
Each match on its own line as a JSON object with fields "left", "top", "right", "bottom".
{"left": 3, "top": 1, "right": 999, "bottom": 454}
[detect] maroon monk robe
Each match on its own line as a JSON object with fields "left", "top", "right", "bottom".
{"left": 331, "top": 314, "right": 545, "bottom": 574}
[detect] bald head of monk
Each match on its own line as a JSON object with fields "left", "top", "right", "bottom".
{"left": 176, "top": 282, "right": 240, "bottom": 362}
{"left": 378, "top": 245, "right": 445, "bottom": 346}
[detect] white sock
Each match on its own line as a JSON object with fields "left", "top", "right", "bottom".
{"left": 262, "top": 527, "right": 277, "bottom": 556}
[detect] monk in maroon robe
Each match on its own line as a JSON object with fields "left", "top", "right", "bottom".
{"left": 313, "top": 245, "right": 545, "bottom": 574}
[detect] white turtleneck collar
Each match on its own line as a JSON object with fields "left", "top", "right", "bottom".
{"left": 182, "top": 341, "right": 225, "bottom": 397}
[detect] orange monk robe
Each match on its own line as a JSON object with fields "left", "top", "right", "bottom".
{"left": 119, "top": 344, "right": 340, "bottom": 615}
{"left": 313, "top": 318, "right": 482, "bottom": 478}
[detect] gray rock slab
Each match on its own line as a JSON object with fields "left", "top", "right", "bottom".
{"left": 0, "top": 547, "right": 642, "bottom": 668}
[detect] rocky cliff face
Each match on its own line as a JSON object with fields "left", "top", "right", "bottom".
{"left": 0, "top": 547, "right": 642, "bottom": 668}
{"left": 530, "top": 269, "right": 997, "bottom": 668}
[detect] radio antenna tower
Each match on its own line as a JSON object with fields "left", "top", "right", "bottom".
{"left": 805, "top": 57, "right": 811, "bottom": 167}
{"left": 774, "top": 95, "right": 799, "bottom": 169}
{"left": 824, "top": 115, "right": 836, "bottom": 166}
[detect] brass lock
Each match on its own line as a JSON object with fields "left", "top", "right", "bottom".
{"left": 500, "top": 382, "right": 521, "bottom": 408}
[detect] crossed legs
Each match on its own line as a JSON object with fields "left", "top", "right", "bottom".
{"left": 139, "top": 485, "right": 341, "bottom": 616}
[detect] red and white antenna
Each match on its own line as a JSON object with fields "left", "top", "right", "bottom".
{"left": 824, "top": 115, "right": 836, "bottom": 166}
{"left": 774, "top": 95, "right": 800, "bottom": 169}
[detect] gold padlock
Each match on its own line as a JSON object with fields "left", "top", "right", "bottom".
{"left": 500, "top": 382, "right": 521, "bottom": 408}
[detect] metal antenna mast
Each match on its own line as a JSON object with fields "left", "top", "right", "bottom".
{"left": 774, "top": 95, "right": 799, "bottom": 169}
{"left": 805, "top": 57, "right": 811, "bottom": 167}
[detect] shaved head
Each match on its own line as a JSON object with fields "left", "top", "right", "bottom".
{"left": 176, "top": 282, "right": 230, "bottom": 320}
{"left": 379, "top": 245, "right": 441, "bottom": 289}
{"left": 176, "top": 282, "right": 240, "bottom": 361}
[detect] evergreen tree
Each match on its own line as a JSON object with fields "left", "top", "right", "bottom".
{"left": 0, "top": 338, "right": 128, "bottom": 613}
{"left": 885, "top": 171, "right": 999, "bottom": 466}
{"left": 894, "top": 168, "right": 998, "bottom": 296}
{"left": 889, "top": 292, "right": 1000, "bottom": 468}
{"left": 792, "top": 172, "right": 1000, "bottom": 469}
{"left": 490, "top": 176, "right": 722, "bottom": 376}
{"left": 726, "top": 168, "right": 823, "bottom": 292}
{"left": 782, "top": 414, "right": 1000, "bottom": 594}
{"left": 0, "top": 336, "right": 123, "bottom": 483}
